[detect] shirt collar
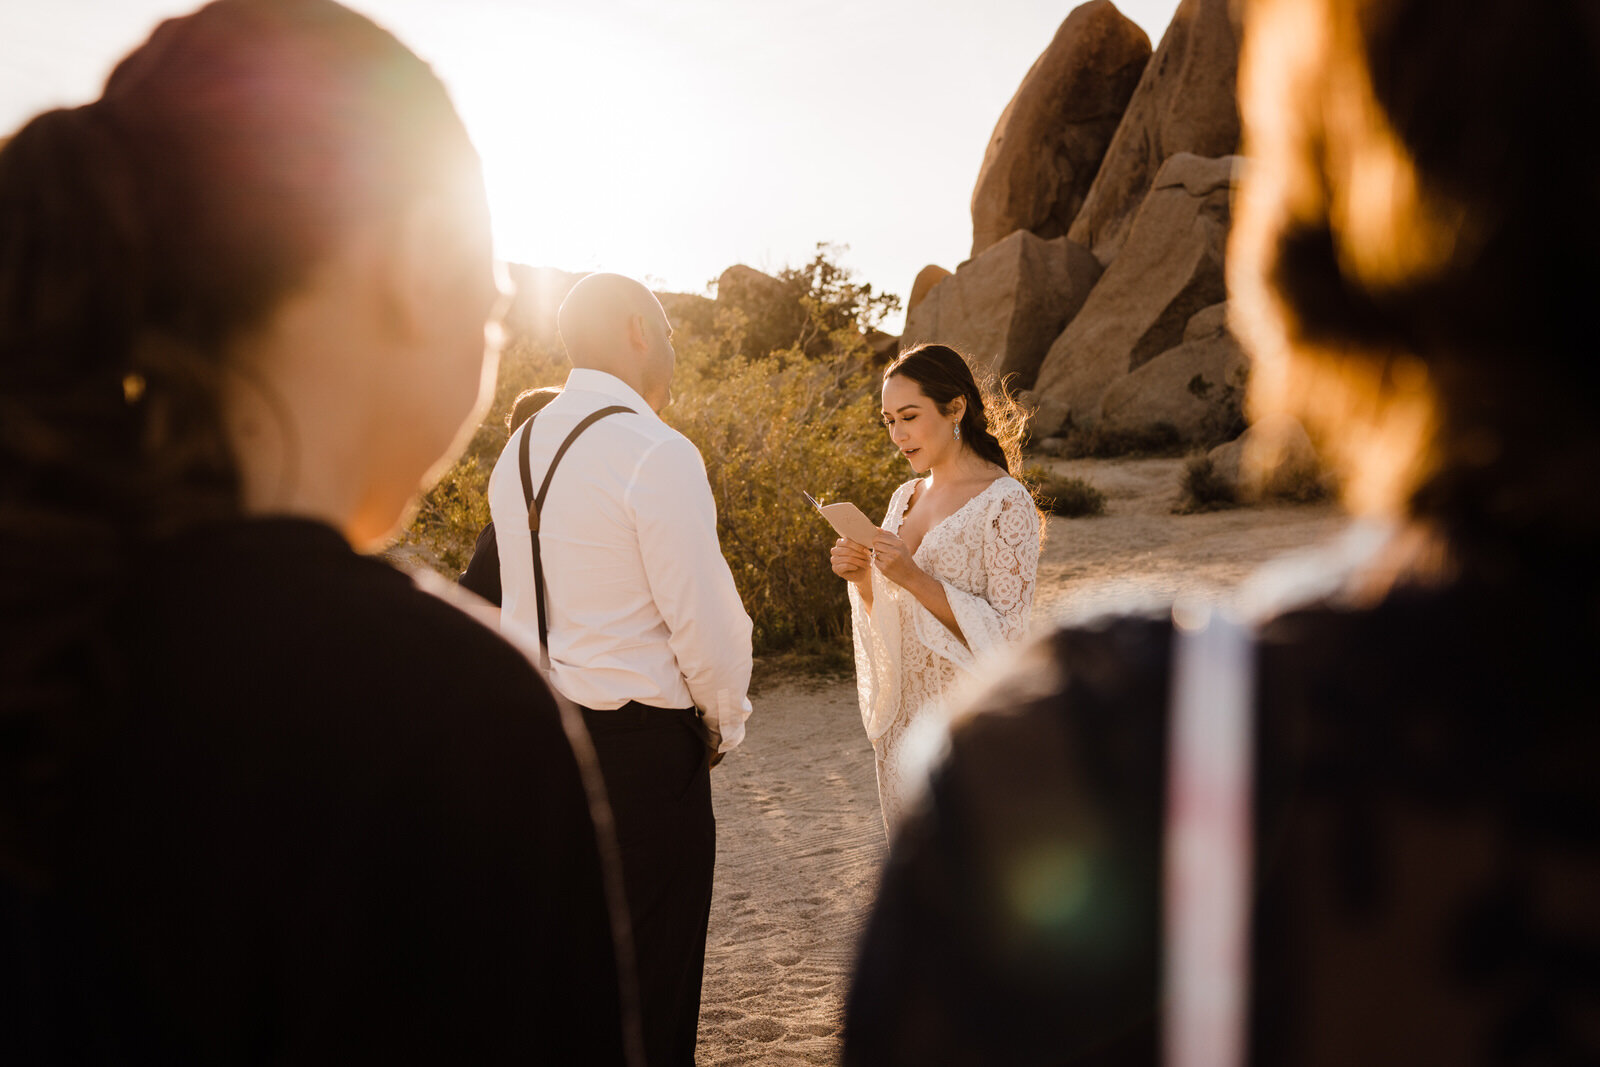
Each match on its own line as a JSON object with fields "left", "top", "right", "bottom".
{"left": 563, "top": 368, "right": 656, "bottom": 417}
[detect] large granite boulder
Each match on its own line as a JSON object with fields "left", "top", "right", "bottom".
{"left": 908, "top": 265, "right": 952, "bottom": 314}
{"left": 1030, "top": 153, "right": 1240, "bottom": 437}
{"left": 1066, "top": 0, "right": 1241, "bottom": 266}
{"left": 716, "top": 264, "right": 787, "bottom": 306}
{"left": 970, "top": 0, "right": 1150, "bottom": 258}
{"left": 864, "top": 328, "right": 902, "bottom": 363}
{"left": 1096, "top": 301, "right": 1247, "bottom": 443}
{"left": 901, "top": 230, "right": 1102, "bottom": 387}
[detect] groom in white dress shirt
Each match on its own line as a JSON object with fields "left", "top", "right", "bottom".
{"left": 487, "top": 272, "right": 753, "bottom": 1067}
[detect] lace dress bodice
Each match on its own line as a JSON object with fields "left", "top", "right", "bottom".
{"left": 848, "top": 475, "right": 1041, "bottom": 832}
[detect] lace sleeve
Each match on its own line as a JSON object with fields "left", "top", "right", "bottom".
{"left": 978, "top": 482, "right": 1041, "bottom": 644}
{"left": 849, "top": 480, "right": 918, "bottom": 741}
{"left": 909, "top": 480, "right": 1041, "bottom": 667}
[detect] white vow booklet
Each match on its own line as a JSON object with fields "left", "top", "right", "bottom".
{"left": 803, "top": 491, "right": 880, "bottom": 547}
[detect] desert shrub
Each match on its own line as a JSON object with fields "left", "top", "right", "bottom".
{"left": 667, "top": 336, "right": 904, "bottom": 652}
{"left": 400, "top": 246, "right": 907, "bottom": 654}
{"left": 1174, "top": 453, "right": 1239, "bottom": 513}
{"left": 1024, "top": 464, "right": 1106, "bottom": 517}
{"left": 1059, "top": 420, "right": 1185, "bottom": 459}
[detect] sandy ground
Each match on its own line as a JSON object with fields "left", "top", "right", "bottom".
{"left": 695, "top": 456, "right": 1350, "bottom": 1065}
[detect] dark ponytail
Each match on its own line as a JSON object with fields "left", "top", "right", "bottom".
{"left": 0, "top": 0, "right": 480, "bottom": 880}
{"left": 884, "top": 343, "right": 1028, "bottom": 479}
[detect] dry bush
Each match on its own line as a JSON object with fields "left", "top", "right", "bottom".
{"left": 1024, "top": 464, "right": 1107, "bottom": 517}
{"left": 1059, "top": 420, "right": 1185, "bottom": 459}
{"left": 1174, "top": 453, "right": 1239, "bottom": 513}
{"left": 668, "top": 339, "right": 904, "bottom": 651}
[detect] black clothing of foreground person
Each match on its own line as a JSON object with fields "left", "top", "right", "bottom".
{"left": 0, "top": 1, "right": 633, "bottom": 1062}
{"left": 5, "top": 520, "right": 627, "bottom": 1062}
{"left": 843, "top": 0, "right": 1600, "bottom": 1062}
{"left": 845, "top": 555, "right": 1600, "bottom": 1064}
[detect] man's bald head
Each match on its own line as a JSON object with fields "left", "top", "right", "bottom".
{"left": 557, "top": 273, "right": 676, "bottom": 411}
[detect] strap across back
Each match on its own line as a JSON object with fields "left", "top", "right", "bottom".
{"left": 516, "top": 404, "right": 635, "bottom": 670}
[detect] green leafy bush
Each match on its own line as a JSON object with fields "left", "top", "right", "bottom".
{"left": 1024, "top": 464, "right": 1107, "bottom": 517}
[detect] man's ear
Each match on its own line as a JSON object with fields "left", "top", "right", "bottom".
{"left": 624, "top": 312, "right": 650, "bottom": 353}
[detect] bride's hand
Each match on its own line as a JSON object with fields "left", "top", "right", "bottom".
{"left": 870, "top": 530, "right": 922, "bottom": 589}
{"left": 830, "top": 537, "right": 873, "bottom": 583}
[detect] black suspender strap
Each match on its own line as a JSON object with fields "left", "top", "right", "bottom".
{"left": 517, "top": 404, "right": 634, "bottom": 670}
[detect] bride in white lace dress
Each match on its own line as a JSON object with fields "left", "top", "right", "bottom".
{"left": 830, "top": 344, "right": 1042, "bottom": 833}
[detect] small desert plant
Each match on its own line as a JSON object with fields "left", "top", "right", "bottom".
{"left": 1025, "top": 464, "right": 1107, "bottom": 517}
{"left": 1059, "top": 420, "right": 1184, "bottom": 459}
{"left": 1174, "top": 454, "right": 1239, "bottom": 513}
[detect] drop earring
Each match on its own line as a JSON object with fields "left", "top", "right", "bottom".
{"left": 953, "top": 424, "right": 961, "bottom": 440}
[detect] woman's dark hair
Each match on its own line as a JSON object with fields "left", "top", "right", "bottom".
{"left": 0, "top": 0, "right": 480, "bottom": 880}
{"left": 884, "top": 344, "right": 1028, "bottom": 479}
{"left": 508, "top": 386, "right": 562, "bottom": 434}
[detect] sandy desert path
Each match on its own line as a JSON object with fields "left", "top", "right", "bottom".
{"left": 696, "top": 457, "right": 1348, "bottom": 1064}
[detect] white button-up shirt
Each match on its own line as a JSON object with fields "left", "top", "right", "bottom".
{"left": 487, "top": 369, "right": 754, "bottom": 752}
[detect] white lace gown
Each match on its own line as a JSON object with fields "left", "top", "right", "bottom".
{"left": 848, "top": 475, "right": 1041, "bottom": 833}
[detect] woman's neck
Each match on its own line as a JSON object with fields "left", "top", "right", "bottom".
{"left": 926, "top": 446, "right": 999, "bottom": 487}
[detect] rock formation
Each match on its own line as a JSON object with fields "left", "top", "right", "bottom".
{"left": 716, "top": 264, "right": 787, "bottom": 307}
{"left": 1065, "top": 0, "right": 1241, "bottom": 266}
{"left": 970, "top": 0, "right": 1150, "bottom": 259}
{"left": 901, "top": 230, "right": 1102, "bottom": 387}
{"left": 1030, "top": 153, "right": 1240, "bottom": 436}
{"left": 1096, "top": 301, "right": 1246, "bottom": 443}
{"left": 907, "top": 265, "right": 952, "bottom": 314}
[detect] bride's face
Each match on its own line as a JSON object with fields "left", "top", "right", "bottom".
{"left": 881, "top": 374, "right": 958, "bottom": 474}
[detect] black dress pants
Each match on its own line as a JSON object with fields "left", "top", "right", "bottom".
{"left": 581, "top": 703, "right": 715, "bottom": 1067}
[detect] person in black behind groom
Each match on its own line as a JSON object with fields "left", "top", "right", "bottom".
{"left": 459, "top": 385, "right": 560, "bottom": 604}
{"left": 488, "top": 271, "right": 754, "bottom": 1067}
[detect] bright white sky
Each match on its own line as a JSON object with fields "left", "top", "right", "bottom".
{"left": 0, "top": 0, "right": 1181, "bottom": 332}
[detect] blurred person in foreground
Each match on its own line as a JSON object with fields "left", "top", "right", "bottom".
{"left": 0, "top": 2, "right": 636, "bottom": 1062}
{"left": 459, "top": 384, "right": 562, "bottom": 604}
{"left": 843, "top": 0, "right": 1600, "bottom": 1062}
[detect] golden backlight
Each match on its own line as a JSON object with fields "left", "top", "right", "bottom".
{"left": 398, "top": 3, "right": 730, "bottom": 286}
